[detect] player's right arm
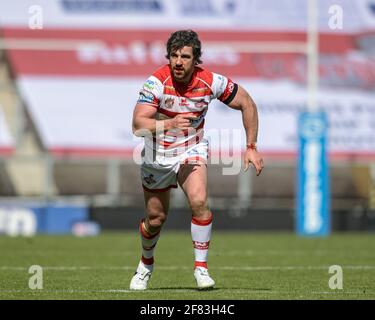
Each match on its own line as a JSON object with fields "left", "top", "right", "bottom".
{"left": 132, "top": 76, "right": 197, "bottom": 137}
{"left": 132, "top": 105, "right": 197, "bottom": 137}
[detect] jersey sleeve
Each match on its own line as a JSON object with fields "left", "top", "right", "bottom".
{"left": 211, "top": 73, "right": 238, "bottom": 105}
{"left": 136, "top": 76, "right": 163, "bottom": 108}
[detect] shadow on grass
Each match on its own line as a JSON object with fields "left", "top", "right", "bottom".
{"left": 148, "top": 287, "right": 272, "bottom": 291}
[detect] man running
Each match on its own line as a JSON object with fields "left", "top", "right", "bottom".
{"left": 130, "top": 30, "right": 264, "bottom": 290}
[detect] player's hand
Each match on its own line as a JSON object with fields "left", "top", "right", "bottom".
{"left": 244, "top": 149, "right": 264, "bottom": 176}
{"left": 169, "top": 113, "right": 198, "bottom": 129}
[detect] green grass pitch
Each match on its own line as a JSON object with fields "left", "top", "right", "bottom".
{"left": 0, "top": 232, "right": 374, "bottom": 300}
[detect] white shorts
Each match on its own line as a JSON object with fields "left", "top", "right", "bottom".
{"left": 141, "top": 139, "right": 209, "bottom": 192}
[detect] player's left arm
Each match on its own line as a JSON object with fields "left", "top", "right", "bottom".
{"left": 227, "top": 84, "right": 264, "bottom": 176}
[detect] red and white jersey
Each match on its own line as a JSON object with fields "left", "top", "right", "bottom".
{"left": 137, "top": 64, "right": 237, "bottom": 155}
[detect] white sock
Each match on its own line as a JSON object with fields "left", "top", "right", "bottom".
{"left": 191, "top": 213, "right": 212, "bottom": 269}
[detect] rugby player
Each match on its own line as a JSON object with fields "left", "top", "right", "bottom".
{"left": 130, "top": 30, "right": 264, "bottom": 290}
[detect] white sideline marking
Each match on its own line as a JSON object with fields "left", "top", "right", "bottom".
{"left": 9, "top": 249, "right": 374, "bottom": 256}
{"left": 0, "top": 289, "right": 369, "bottom": 295}
{"left": 0, "top": 289, "right": 195, "bottom": 294}
{"left": 213, "top": 250, "right": 375, "bottom": 256}
{"left": 1, "top": 265, "right": 375, "bottom": 271}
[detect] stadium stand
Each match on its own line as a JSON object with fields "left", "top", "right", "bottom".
{"left": 0, "top": 49, "right": 53, "bottom": 196}
{"left": 0, "top": 52, "right": 15, "bottom": 195}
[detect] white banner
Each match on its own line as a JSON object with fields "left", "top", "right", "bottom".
{"left": 17, "top": 76, "right": 375, "bottom": 159}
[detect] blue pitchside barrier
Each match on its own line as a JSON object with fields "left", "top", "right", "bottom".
{"left": 0, "top": 203, "right": 90, "bottom": 236}
{"left": 297, "top": 111, "right": 330, "bottom": 236}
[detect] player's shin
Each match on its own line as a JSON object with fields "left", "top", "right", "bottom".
{"left": 191, "top": 213, "right": 212, "bottom": 269}
{"left": 139, "top": 218, "right": 160, "bottom": 269}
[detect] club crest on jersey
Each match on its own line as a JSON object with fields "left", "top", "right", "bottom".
{"left": 164, "top": 97, "right": 175, "bottom": 109}
{"left": 143, "top": 174, "right": 156, "bottom": 185}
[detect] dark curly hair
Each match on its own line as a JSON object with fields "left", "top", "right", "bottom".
{"left": 165, "top": 30, "right": 202, "bottom": 64}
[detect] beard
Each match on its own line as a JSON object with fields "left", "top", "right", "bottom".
{"left": 173, "top": 68, "right": 185, "bottom": 78}
{"left": 173, "top": 67, "right": 193, "bottom": 83}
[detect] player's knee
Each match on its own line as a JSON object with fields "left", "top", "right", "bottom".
{"left": 189, "top": 197, "right": 209, "bottom": 216}
{"left": 148, "top": 214, "right": 167, "bottom": 229}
